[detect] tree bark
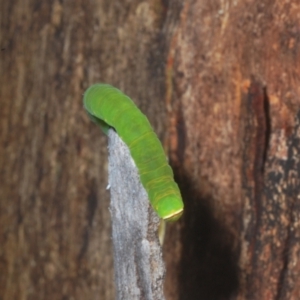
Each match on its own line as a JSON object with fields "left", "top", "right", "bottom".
{"left": 162, "top": 2, "right": 300, "bottom": 299}
{"left": 1, "top": 0, "right": 300, "bottom": 299}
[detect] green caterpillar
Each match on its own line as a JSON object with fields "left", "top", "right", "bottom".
{"left": 83, "top": 84, "right": 183, "bottom": 221}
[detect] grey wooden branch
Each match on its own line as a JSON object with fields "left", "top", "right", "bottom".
{"left": 107, "top": 129, "right": 165, "bottom": 300}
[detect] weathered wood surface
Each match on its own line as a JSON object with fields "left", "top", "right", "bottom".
{"left": 108, "top": 129, "right": 165, "bottom": 300}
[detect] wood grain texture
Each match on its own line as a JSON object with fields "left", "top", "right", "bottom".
{"left": 0, "top": 0, "right": 166, "bottom": 299}
{"left": 108, "top": 129, "right": 165, "bottom": 300}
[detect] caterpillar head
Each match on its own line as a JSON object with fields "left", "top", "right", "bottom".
{"left": 156, "top": 195, "right": 183, "bottom": 222}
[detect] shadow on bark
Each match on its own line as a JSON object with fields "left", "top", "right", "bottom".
{"left": 177, "top": 173, "right": 240, "bottom": 300}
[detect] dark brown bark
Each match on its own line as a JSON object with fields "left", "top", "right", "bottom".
{"left": 163, "top": 1, "right": 300, "bottom": 299}
{"left": 1, "top": 0, "right": 300, "bottom": 299}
